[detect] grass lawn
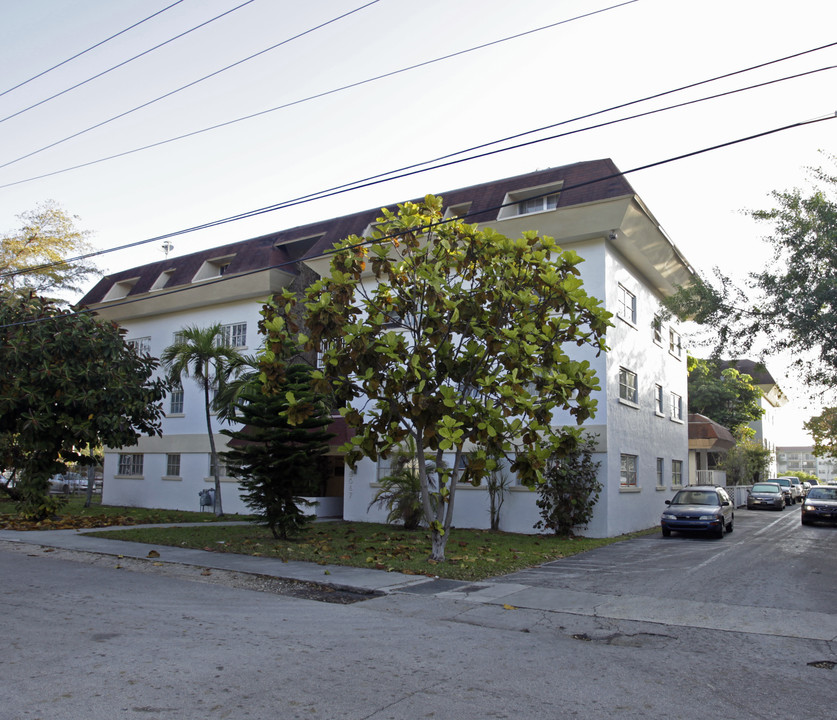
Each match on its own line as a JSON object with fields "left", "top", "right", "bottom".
{"left": 1, "top": 493, "right": 655, "bottom": 580}
{"left": 87, "top": 521, "right": 655, "bottom": 581}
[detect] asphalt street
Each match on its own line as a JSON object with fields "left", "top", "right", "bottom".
{"left": 1, "top": 502, "right": 835, "bottom": 720}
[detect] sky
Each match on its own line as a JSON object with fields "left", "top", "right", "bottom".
{"left": 1, "top": 0, "right": 836, "bottom": 444}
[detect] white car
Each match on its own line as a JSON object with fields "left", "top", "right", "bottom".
{"left": 49, "top": 472, "right": 85, "bottom": 494}
{"left": 781, "top": 476, "right": 804, "bottom": 503}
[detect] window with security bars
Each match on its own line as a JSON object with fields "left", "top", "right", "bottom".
{"left": 617, "top": 285, "right": 636, "bottom": 324}
{"left": 126, "top": 337, "right": 151, "bottom": 355}
{"left": 670, "top": 392, "right": 683, "bottom": 421}
{"left": 656, "top": 457, "right": 665, "bottom": 487}
{"left": 619, "top": 368, "right": 638, "bottom": 404}
{"left": 209, "top": 456, "right": 228, "bottom": 478}
{"left": 118, "top": 454, "right": 143, "bottom": 476}
{"left": 672, "top": 459, "right": 684, "bottom": 485}
{"left": 169, "top": 386, "right": 184, "bottom": 414}
{"left": 620, "top": 454, "right": 638, "bottom": 487}
{"left": 166, "top": 454, "right": 181, "bottom": 477}
{"left": 218, "top": 322, "right": 247, "bottom": 347}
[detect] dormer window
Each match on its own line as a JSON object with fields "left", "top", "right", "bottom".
{"left": 443, "top": 202, "right": 472, "bottom": 220}
{"left": 150, "top": 269, "right": 175, "bottom": 291}
{"left": 518, "top": 193, "right": 559, "bottom": 216}
{"left": 193, "top": 254, "right": 235, "bottom": 282}
{"left": 497, "top": 181, "right": 563, "bottom": 220}
{"left": 102, "top": 277, "right": 139, "bottom": 301}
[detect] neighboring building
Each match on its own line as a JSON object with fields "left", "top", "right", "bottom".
{"left": 777, "top": 446, "right": 837, "bottom": 483}
{"left": 80, "top": 158, "right": 696, "bottom": 537}
{"left": 720, "top": 360, "right": 788, "bottom": 476}
{"left": 688, "top": 413, "right": 735, "bottom": 486}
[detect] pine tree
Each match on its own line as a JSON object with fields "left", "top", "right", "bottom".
{"left": 222, "top": 364, "right": 333, "bottom": 539}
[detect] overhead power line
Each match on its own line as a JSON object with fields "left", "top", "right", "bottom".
{"left": 1, "top": 22, "right": 833, "bottom": 190}
{"left": 2, "top": 111, "right": 834, "bottom": 332}
{"left": 0, "top": 0, "right": 187, "bottom": 98}
{"left": 1, "top": 110, "right": 834, "bottom": 298}
{"left": 0, "top": 0, "right": 257, "bottom": 125}
{"left": 0, "top": 0, "right": 641, "bottom": 187}
{"left": 0, "top": 0, "right": 382, "bottom": 172}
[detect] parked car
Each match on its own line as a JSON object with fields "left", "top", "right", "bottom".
{"left": 769, "top": 477, "right": 795, "bottom": 505}
{"left": 661, "top": 486, "right": 734, "bottom": 538}
{"left": 747, "top": 482, "right": 785, "bottom": 511}
{"left": 800, "top": 486, "right": 837, "bottom": 525}
{"left": 781, "top": 476, "right": 804, "bottom": 503}
{"left": 48, "top": 472, "right": 85, "bottom": 494}
{"left": 801, "top": 481, "right": 812, "bottom": 497}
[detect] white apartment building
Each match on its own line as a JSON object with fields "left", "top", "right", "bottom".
{"left": 81, "top": 159, "right": 696, "bottom": 536}
{"left": 777, "top": 446, "right": 837, "bottom": 483}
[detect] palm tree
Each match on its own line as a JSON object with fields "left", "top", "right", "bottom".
{"left": 161, "top": 324, "right": 244, "bottom": 516}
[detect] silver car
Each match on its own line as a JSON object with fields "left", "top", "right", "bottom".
{"left": 747, "top": 481, "right": 785, "bottom": 511}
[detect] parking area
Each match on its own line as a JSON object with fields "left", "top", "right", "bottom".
{"left": 495, "top": 502, "right": 837, "bottom": 618}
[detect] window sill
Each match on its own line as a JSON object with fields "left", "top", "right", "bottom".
{"left": 166, "top": 413, "right": 185, "bottom": 418}
{"left": 654, "top": 410, "right": 665, "bottom": 418}
{"left": 203, "top": 476, "right": 238, "bottom": 483}
{"left": 162, "top": 475, "right": 182, "bottom": 482}
{"left": 114, "top": 474, "right": 144, "bottom": 480}
{"left": 617, "top": 315, "right": 637, "bottom": 329}
{"left": 669, "top": 417, "right": 684, "bottom": 424}
{"left": 656, "top": 485, "right": 668, "bottom": 491}
{"left": 619, "top": 485, "right": 641, "bottom": 493}
{"left": 668, "top": 351, "right": 683, "bottom": 361}
{"left": 618, "top": 398, "right": 640, "bottom": 409}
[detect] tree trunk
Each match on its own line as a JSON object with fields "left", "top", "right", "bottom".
{"left": 83, "top": 465, "right": 95, "bottom": 508}
{"left": 204, "top": 381, "right": 223, "bottom": 516}
{"left": 429, "top": 527, "right": 447, "bottom": 562}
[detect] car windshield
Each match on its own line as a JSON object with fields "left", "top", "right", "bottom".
{"left": 672, "top": 490, "right": 718, "bottom": 506}
{"left": 752, "top": 484, "right": 780, "bottom": 493}
{"left": 772, "top": 479, "right": 790, "bottom": 487}
{"left": 807, "top": 488, "right": 837, "bottom": 500}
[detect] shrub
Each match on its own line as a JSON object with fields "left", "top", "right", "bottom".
{"left": 535, "top": 435, "right": 602, "bottom": 535}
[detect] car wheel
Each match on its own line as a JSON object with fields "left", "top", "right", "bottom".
{"left": 62, "top": 483, "right": 69, "bottom": 494}
{"left": 778, "top": 503, "right": 784, "bottom": 511}
{"left": 715, "top": 521, "right": 725, "bottom": 539}
{"left": 661, "top": 527, "right": 671, "bottom": 537}
{"left": 727, "top": 515, "right": 734, "bottom": 533}
{"left": 801, "top": 517, "right": 810, "bottom": 525}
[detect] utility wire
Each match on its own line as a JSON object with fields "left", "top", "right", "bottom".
{"left": 1, "top": 112, "right": 834, "bottom": 319}
{"left": 2, "top": 22, "right": 833, "bottom": 190}
{"left": 0, "top": 0, "right": 257, "bottom": 125}
{"left": 2, "top": 59, "right": 835, "bottom": 282}
{"left": 0, "top": 0, "right": 639, "bottom": 187}
{"left": 0, "top": 0, "right": 382, "bottom": 172}
{"left": 0, "top": 0, "right": 186, "bottom": 98}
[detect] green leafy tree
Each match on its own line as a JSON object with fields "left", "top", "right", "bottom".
{"left": 262, "top": 195, "right": 611, "bottom": 562}
{"left": 161, "top": 324, "right": 245, "bottom": 516}
{"left": 222, "top": 363, "right": 333, "bottom": 539}
{"left": 718, "top": 437, "right": 772, "bottom": 485}
{"left": 1, "top": 201, "right": 99, "bottom": 298}
{"left": 0, "top": 293, "right": 166, "bottom": 519}
{"left": 534, "top": 434, "right": 602, "bottom": 535}
{"left": 665, "top": 157, "right": 837, "bottom": 391}
{"left": 804, "top": 407, "right": 837, "bottom": 458}
{"left": 687, "top": 356, "right": 763, "bottom": 434}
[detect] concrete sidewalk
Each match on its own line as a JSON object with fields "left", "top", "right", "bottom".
{"left": 3, "top": 524, "right": 836, "bottom": 642}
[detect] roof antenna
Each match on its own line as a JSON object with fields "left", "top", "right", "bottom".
{"left": 162, "top": 240, "right": 174, "bottom": 258}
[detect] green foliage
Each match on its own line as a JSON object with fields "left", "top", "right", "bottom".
{"left": 534, "top": 435, "right": 602, "bottom": 535}
{"left": 804, "top": 407, "right": 837, "bottom": 458}
{"left": 664, "top": 156, "right": 837, "bottom": 391}
{"left": 687, "top": 356, "right": 763, "bottom": 433}
{"left": 222, "top": 363, "right": 333, "bottom": 539}
{"left": 368, "top": 438, "right": 434, "bottom": 530}
{"left": 161, "top": 324, "right": 246, "bottom": 516}
{"left": 792, "top": 470, "right": 820, "bottom": 484}
{"left": 719, "top": 438, "right": 772, "bottom": 485}
{"left": 261, "top": 195, "right": 611, "bottom": 561}
{"left": 0, "top": 201, "right": 99, "bottom": 298}
{"left": 0, "top": 293, "right": 167, "bottom": 519}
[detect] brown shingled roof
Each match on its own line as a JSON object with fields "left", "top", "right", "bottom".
{"left": 79, "top": 158, "right": 635, "bottom": 307}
